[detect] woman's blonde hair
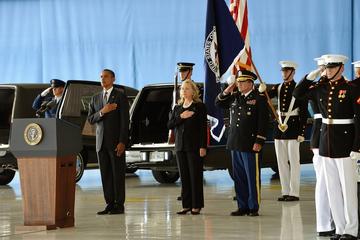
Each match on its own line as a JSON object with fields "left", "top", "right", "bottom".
{"left": 178, "top": 79, "right": 202, "bottom": 104}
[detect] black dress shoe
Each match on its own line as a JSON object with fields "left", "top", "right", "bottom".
{"left": 277, "top": 195, "right": 289, "bottom": 201}
{"left": 248, "top": 210, "right": 259, "bottom": 216}
{"left": 318, "top": 229, "right": 335, "bottom": 237}
{"left": 284, "top": 196, "right": 299, "bottom": 201}
{"left": 330, "top": 234, "right": 342, "bottom": 240}
{"left": 191, "top": 208, "right": 201, "bottom": 215}
{"left": 177, "top": 208, "right": 191, "bottom": 215}
{"left": 109, "top": 204, "right": 124, "bottom": 215}
{"left": 97, "top": 204, "right": 114, "bottom": 215}
{"left": 339, "top": 234, "right": 357, "bottom": 240}
{"left": 230, "top": 209, "right": 249, "bottom": 216}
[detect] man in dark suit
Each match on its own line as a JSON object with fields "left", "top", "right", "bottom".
{"left": 32, "top": 79, "right": 65, "bottom": 118}
{"left": 88, "top": 69, "right": 130, "bottom": 215}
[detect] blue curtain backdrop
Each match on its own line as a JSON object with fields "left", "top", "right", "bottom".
{"left": 0, "top": 0, "right": 358, "bottom": 88}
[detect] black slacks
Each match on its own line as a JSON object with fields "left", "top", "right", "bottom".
{"left": 176, "top": 150, "right": 204, "bottom": 209}
{"left": 97, "top": 145, "right": 126, "bottom": 206}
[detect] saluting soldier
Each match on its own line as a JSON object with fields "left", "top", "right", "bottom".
{"left": 293, "top": 57, "right": 335, "bottom": 237}
{"left": 215, "top": 70, "right": 268, "bottom": 217}
{"left": 351, "top": 61, "right": 360, "bottom": 86}
{"left": 294, "top": 54, "right": 360, "bottom": 240}
{"left": 261, "top": 61, "right": 308, "bottom": 202}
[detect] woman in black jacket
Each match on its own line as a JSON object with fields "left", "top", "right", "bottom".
{"left": 167, "top": 79, "right": 207, "bottom": 215}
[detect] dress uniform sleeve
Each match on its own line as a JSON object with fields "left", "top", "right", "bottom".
{"left": 298, "top": 98, "right": 309, "bottom": 137}
{"left": 267, "top": 84, "right": 279, "bottom": 99}
{"left": 215, "top": 91, "right": 235, "bottom": 109}
{"left": 350, "top": 85, "right": 360, "bottom": 152}
{"left": 255, "top": 94, "right": 269, "bottom": 146}
{"left": 167, "top": 105, "right": 184, "bottom": 129}
{"left": 198, "top": 103, "right": 208, "bottom": 149}
{"left": 87, "top": 95, "right": 102, "bottom": 124}
{"left": 293, "top": 75, "right": 316, "bottom": 101}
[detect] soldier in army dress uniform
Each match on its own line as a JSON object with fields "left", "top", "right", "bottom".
{"left": 215, "top": 70, "right": 268, "bottom": 216}
{"left": 294, "top": 54, "right": 360, "bottom": 240}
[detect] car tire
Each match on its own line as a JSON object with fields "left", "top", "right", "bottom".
{"left": 126, "top": 168, "right": 138, "bottom": 174}
{"left": 0, "top": 168, "right": 16, "bottom": 185}
{"left": 151, "top": 170, "right": 179, "bottom": 184}
{"left": 75, "top": 153, "right": 86, "bottom": 183}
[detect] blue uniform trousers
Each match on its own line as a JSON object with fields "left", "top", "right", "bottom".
{"left": 231, "top": 150, "right": 261, "bottom": 211}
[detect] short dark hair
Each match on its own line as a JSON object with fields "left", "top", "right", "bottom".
{"left": 103, "top": 69, "right": 115, "bottom": 78}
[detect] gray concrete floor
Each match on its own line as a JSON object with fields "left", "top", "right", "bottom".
{"left": 0, "top": 165, "right": 321, "bottom": 239}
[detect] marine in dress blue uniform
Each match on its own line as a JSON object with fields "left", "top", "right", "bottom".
{"left": 32, "top": 79, "right": 65, "bottom": 118}
{"left": 294, "top": 54, "right": 360, "bottom": 240}
{"left": 293, "top": 57, "right": 335, "bottom": 237}
{"left": 215, "top": 70, "right": 269, "bottom": 216}
{"left": 266, "top": 61, "right": 308, "bottom": 202}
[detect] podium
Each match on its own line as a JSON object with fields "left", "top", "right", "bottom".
{"left": 10, "top": 118, "right": 81, "bottom": 230}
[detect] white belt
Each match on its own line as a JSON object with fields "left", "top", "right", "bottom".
{"left": 313, "top": 114, "right": 322, "bottom": 119}
{"left": 322, "top": 118, "right": 354, "bottom": 124}
{"left": 278, "top": 108, "right": 299, "bottom": 117}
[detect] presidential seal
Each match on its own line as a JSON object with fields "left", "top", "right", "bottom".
{"left": 24, "top": 123, "right": 43, "bottom": 146}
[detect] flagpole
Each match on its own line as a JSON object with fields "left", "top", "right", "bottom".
{"left": 244, "top": 48, "right": 280, "bottom": 123}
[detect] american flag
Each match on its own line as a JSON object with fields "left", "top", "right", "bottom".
{"left": 230, "top": 0, "right": 252, "bottom": 71}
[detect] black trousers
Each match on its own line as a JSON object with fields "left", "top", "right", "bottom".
{"left": 97, "top": 145, "right": 126, "bottom": 207}
{"left": 176, "top": 150, "right": 204, "bottom": 209}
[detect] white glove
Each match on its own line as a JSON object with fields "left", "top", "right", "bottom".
{"left": 226, "top": 75, "right": 236, "bottom": 85}
{"left": 258, "top": 83, "right": 267, "bottom": 93}
{"left": 306, "top": 67, "right": 324, "bottom": 81}
{"left": 297, "top": 135, "right": 305, "bottom": 143}
{"left": 350, "top": 151, "right": 360, "bottom": 160}
{"left": 41, "top": 87, "right": 52, "bottom": 97}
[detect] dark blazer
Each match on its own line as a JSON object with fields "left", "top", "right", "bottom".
{"left": 267, "top": 80, "right": 308, "bottom": 139}
{"left": 88, "top": 88, "right": 130, "bottom": 152}
{"left": 32, "top": 94, "right": 59, "bottom": 118}
{"left": 167, "top": 102, "right": 207, "bottom": 151}
{"left": 294, "top": 76, "right": 360, "bottom": 158}
{"left": 215, "top": 89, "right": 269, "bottom": 152}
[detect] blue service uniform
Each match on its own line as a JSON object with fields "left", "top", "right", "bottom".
{"left": 215, "top": 89, "right": 268, "bottom": 213}
{"left": 32, "top": 94, "right": 59, "bottom": 118}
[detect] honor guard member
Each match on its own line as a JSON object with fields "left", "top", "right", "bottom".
{"left": 215, "top": 70, "right": 268, "bottom": 217}
{"left": 177, "top": 62, "right": 195, "bottom": 81}
{"left": 32, "top": 79, "right": 65, "bottom": 118}
{"left": 294, "top": 54, "right": 360, "bottom": 240}
{"left": 265, "top": 61, "right": 308, "bottom": 201}
{"left": 351, "top": 61, "right": 360, "bottom": 86}
{"left": 293, "top": 57, "right": 335, "bottom": 237}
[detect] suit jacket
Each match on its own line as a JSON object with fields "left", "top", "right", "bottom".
{"left": 88, "top": 88, "right": 130, "bottom": 152}
{"left": 32, "top": 94, "right": 59, "bottom": 118}
{"left": 167, "top": 102, "right": 207, "bottom": 152}
{"left": 215, "top": 89, "right": 269, "bottom": 152}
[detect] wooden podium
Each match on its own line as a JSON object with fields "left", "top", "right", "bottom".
{"left": 10, "top": 118, "right": 81, "bottom": 230}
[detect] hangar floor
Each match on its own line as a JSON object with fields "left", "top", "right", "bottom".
{"left": 1, "top": 165, "right": 322, "bottom": 239}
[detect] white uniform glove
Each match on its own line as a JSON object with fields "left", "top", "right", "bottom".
{"left": 297, "top": 135, "right": 305, "bottom": 143}
{"left": 258, "top": 82, "right": 267, "bottom": 93}
{"left": 41, "top": 87, "right": 52, "bottom": 97}
{"left": 306, "top": 67, "right": 324, "bottom": 81}
{"left": 226, "top": 75, "right": 236, "bottom": 85}
{"left": 350, "top": 151, "right": 360, "bottom": 160}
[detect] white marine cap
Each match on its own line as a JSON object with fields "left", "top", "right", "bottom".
{"left": 352, "top": 61, "right": 360, "bottom": 68}
{"left": 314, "top": 57, "right": 325, "bottom": 66}
{"left": 279, "top": 61, "right": 298, "bottom": 70}
{"left": 322, "top": 54, "right": 348, "bottom": 67}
